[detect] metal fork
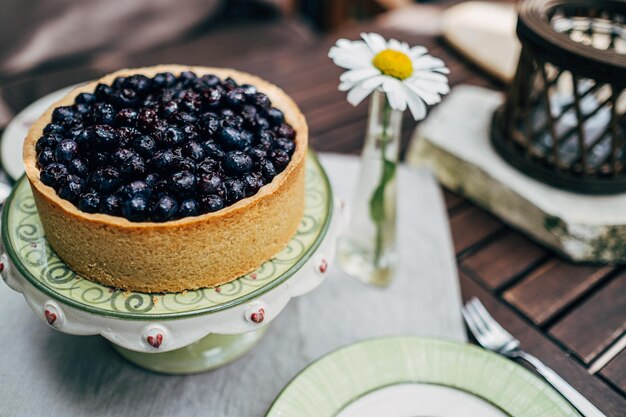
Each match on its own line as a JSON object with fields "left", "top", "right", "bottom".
{"left": 462, "top": 297, "right": 605, "bottom": 417}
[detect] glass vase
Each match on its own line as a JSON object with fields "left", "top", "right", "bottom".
{"left": 338, "top": 89, "right": 402, "bottom": 286}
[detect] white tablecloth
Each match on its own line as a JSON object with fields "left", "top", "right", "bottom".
{"left": 0, "top": 153, "right": 464, "bottom": 417}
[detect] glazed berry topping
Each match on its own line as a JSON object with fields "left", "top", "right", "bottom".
{"left": 35, "top": 71, "right": 296, "bottom": 222}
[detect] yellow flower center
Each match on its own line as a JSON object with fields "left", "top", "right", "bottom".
{"left": 372, "top": 49, "right": 413, "bottom": 80}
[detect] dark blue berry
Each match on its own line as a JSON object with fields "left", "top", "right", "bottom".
{"left": 199, "top": 74, "right": 220, "bottom": 88}
{"left": 78, "top": 192, "right": 101, "bottom": 213}
{"left": 259, "top": 159, "right": 277, "bottom": 181}
{"left": 36, "top": 133, "right": 63, "bottom": 154}
{"left": 198, "top": 173, "right": 222, "bottom": 195}
{"left": 124, "top": 74, "right": 152, "bottom": 95}
{"left": 202, "top": 87, "right": 222, "bottom": 107}
{"left": 197, "top": 157, "right": 218, "bottom": 176}
{"left": 270, "top": 149, "right": 290, "bottom": 171}
{"left": 75, "top": 103, "right": 91, "bottom": 115}
{"left": 112, "top": 77, "right": 127, "bottom": 90}
{"left": 37, "top": 148, "right": 55, "bottom": 166}
{"left": 94, "top": 83, "right": 113, "bottom": 101}
{"left": 89, "top": 151, "right": 110, "bottom": 168}
{"left": 122, "top": 195, "right": 149, "bottom": 221}
{"left": 243, "top": 173, "right": 265, "bottom": 197}
{"left": 111, "top": 148, "right": 134, "bottom": 165}
{"left": 113, "top": 89, "right": 139, "bottom": 108}
{"left": 223, "top": 179, "right": 245, "bottom": 204}
{"left": 101, "top": 194, "right": 122, "bottom": 215}
{"left": 54, "top": 140, "right": 78, "bottom": 163}
{"left": 159, "top": 127, "right": 184, "bottom": 147}
{"left": 179, "top": 71, "right": 197, "bottom": 87}
{"left": 257, "top": 130, "right": 275, "bottom": 149}
{"left": 168, "top": 171, "right": 196, "bottom": 197}
{"left": 90, "top": 167, "right": 121, "bottom": 193}
{"left": 222, "top": 77, "right": 237, "bottom": 91}
{"left": 40, "top": 163, "right": 68, "bottom": 188}
{"left": 182, "top": 141, "right": 204, "bottom": 161}
{"left": 76, "top": 92, "right": 97, "bottom": 105}
{"left": 172, "top": 111, "right": 197, "bottom": 125}
{"left": 253, "top": 92, "right": 271, "bottom": 109}
{"left": 172, "top": 156, "right": 197, "bottom": 173}
{"left": 137, "top": 108, "right": 159, "bottom": 131}
{"left": 149, "top": 150, "right": 176, "bottom": 173}
{"left": 153, "top": 72, "right": 176, "bottom": 88}
{"left": 120, "top": 180, "right": 151, "bottom": 199}
{"left": 198, "top": 112, "right": 220, "bottom": 135}
{"left": 223, "top": 151, "right": 252, "bottom": 176}
{"left": 43, "top": 123, "right": 65, "bottom": 135}
{"left": 159, "top": 101, "right": 178, "bottom": 117}
{"left": 132, "top": 135, "right": 156, "bottom": 157}
{"left": 240, "top": 84, "right": 257, "bottom": 97}
{"left": 93, "top": 103, "right": 116, "bottom": 125}
{"left": 181, "top": 124, "right": 199, "bottom": 141}
{"left": 145, "top": 173, "right": 159, "bottom": 188}
{"left": 248, "top": 147, "right": 267, "bottom": 161}
{"left": 91, "top": 125, "right": 119, "bottom": 149}
{"left": 59, "top": 180, "right": 84, "bottom": 203}
{"left": 178, "top": 199, "right": 200, "bottom": 217}
{"left": 274, "top": 138, "right": 295, "bottom": 156}
{"left": 201, "top": 141, "right": 224, "bottom": 159}
{"left": 219, "top": 127, "right": 251, "bottom": 150}
{"left": 117, "top": 126, "right": 140, "bottom": 146}
{"left": 200, "top": 194, "right": 224, "bottom": 212}
{"left": 266, "top": 108, "right": 284, "bottom": 126}
{"left": 225, "top": 88, "right": 245, "bottom": 108}
{"left": 120, "top": 154, "right": 146, "bottom": 179}
{"left": 68, "top": 158, "right": 89, "bottom": 177}
{"left": 116, "top": 108, "right": 138, "bottom": 126}
{"left": 255, "top": 116, "right": 271, "bottom": 131}
{"left": 151, "top": 195, "right": 178, "bottom": 222}
{"left": 276, "top": 123, "right": 296, "bottom": 140}
{"left": 52, "top": 106, "right": 81, "bottom": 127}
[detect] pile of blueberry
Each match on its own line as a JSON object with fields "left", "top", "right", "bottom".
{"left": 35, "top": 71, "right": 297, "bottom": 222}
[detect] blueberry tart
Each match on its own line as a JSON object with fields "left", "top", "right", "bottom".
{"left": 23, "top": 65, "right": 307, "bottom": 293}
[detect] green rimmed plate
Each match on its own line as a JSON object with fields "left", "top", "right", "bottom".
{"left": 2, "top": 152, "right": 332, "bottom": 320}
{"left": 266, "top": 337, "right": 579, "bottom": 417}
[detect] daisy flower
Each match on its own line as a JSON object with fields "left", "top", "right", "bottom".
{"left": 328, "top": 32, "right": 450, "bottom": 120}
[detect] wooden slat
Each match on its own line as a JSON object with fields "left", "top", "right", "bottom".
{"left": 503, "top": 259, "right": 613, "bottom": 326}
{"left": 601, "top": 348, "right": 626, "bottom": 394}
{"left": 461, "top": 230, "right": 548, "bottom": 289}
{"left": 442, "top": 188, "right": 465, "bottom": 212}
{"left": 549, "top": 272, "right": 626, "bottom": 364}
{"left": 460, "top": 271, "right": 626, "bottom": 417}
{"left": 450, "top": 206, "right": 503, "bottom": 255}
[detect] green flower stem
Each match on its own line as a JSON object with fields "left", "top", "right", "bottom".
{"left": 369, "top": 96, "right": 396, "bottom": 266}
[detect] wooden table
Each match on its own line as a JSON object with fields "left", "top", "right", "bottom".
{"left": 1, "top": 12, "right": 624, "bottom": 417}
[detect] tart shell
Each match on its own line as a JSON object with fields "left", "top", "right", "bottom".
{"left": 23, "top": 65, "right": 308, "bottom": 293}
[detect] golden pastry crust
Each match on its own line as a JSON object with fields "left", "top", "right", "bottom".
{"left": 23, "top": 65, "right": 308, "bottom": 293}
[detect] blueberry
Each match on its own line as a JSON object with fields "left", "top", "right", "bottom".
{"left": 222, "top": 77, "right": 238, "bottom": 91}
{"left": 255, "top": 116, "right": 271, "bottom": 132}
{"left": 198, "top": 173, "right": 222, "bottom": 195}
{"left": 240, "top": 84, "right": 257, "bottom": 97}
{"left": 90, "top": 167, "right": 121, "bottom": 193}
{"left": 89, "top": 151, "right": 110, "bottom": 168}
{"left": 223, "top": 179, "right": 245, "bottom": 204}
{"left": 274, "top": 138, "right": 295, "bottom": 156}
{"left": 243, "top": 173, "right": 265, "bottom": 197}
{"left": 112, "top": 76, "right": 127, "bottom": 90}
{"left": 257, "top": 130, "right": 275, "bottom": 149}
{"left": 142, "top": 94, "right": 158, "bottom": 108}
{"left": 199, "top": 194, "right": 224, "bottom": 212}
{"left": 137, "top": 108, "right": 159, "bottom": 131}
{"left": 172, "top": 156, "right": 197, "bottom": 172}
{"left": 202, "top": 86, "right": 222, "bottom": 107}
{"left": 36, "top": 133, "right": 64, "bottom": 154}
{"left": 122, "top": 195, "right": 149, "bottom": 221}
{"left": 120, "top": 154, "right": 146, "bottom": 178}
{"left": 178, "top": 198, "right": 200, "bottom": 217}
{"left": 151, "top": 195, "right": 179, "bottom": 222}
{"left": 144, "top": 173, "right": 159, "bottom": 188}
{"left": 117, "top": 126, "right": 141, "bottom": 146}
{"left": 37, "top": 148, "right": 55, "bottom": 166}
{"left": 276, "top": 123, "right": 296, "bottom": 140}
{"left": 43, "top": 123, "right": 65, "bottom": 135}
{"left": 223, "top": 151, "right": 252, "bottom": 176}
{"left": 181, "top": 124, "right": 199, "bottom": 142}
{"left": 248, "top": 146, "right": 267, "bottom": 161}
{"left": 131, "top": 135, "right": 156, "bottom": 157}
{"left": 179, "top": 92, "right": 202, "bottom": 113}
{"left": 116, "top": 108, "right": 138, "bottom": 126}
{"left": 75, "top": 103, "right": 91, "bottom": 116}
{"left": 159, "top": 127, "right": 184, "bottom": 148}
{"left": 52, "top": 106, "right": 81, "bottom": 128}
{"left": 266, "top": 108, "right": 284, "bottom": 126}
{"left": 124, "top": 74, "right": 152, "bottom": 95}
{"left": 92, "top": 103, "right": 116, "bottom": 125}
{"left": 197, "top": 157, "right": 218, "bottom": 176}
{"left": 40, "top": 163, "right": 68, "bottom": 188}
{"left": 198, "top": 112, "right": 220, "bottom": 136}
{"left": 159, "top": 101, "right": 178, "bottom": 118}
{"left": 221, "top": 115, "right": 244, "bottom": 130}
{"left": 75, "top": 92, "right": 97, "bottom": 105}
{"left": 78, "top": 192, "right": 101, "bottom": 213}
{"left": 199, "top": 74, "right": 220, "bottom": 88}
{"left": 91, "top": 125, "right": 120, "bottom": 149}
{"left": 101, "top": 194, "right": 122, "bottom": 216}
{"left": 253, "top": 92, "right": 271, "bottom": 109}
{"left": 201, "top": 141, "right": 224, "bottom": 159}
{"left": 182, "top": 141, "right": 204, "bottom": 161}
{"left": 113, "top": 89, "right": 139, "bottom": 108}
{"left": 179, "top": 71, "right": 198, "bottom": 87}
{"left": 225, "top": 88, "right": 245, "bottom": 108}
{"left": 220, "top": 108, "right": 235, "bottom": 118}
{"left": 259, "top": 159, "right": 277, "bottom": 181}
{"left": 111, "top": 148, "right": 135, "bottom": 165}
{"left": 149, "top": 150, "right": 176, "bottom": 173}
{"left": 58, "top": 180, "right": 84, "bottom": 203}
{"left": 54, "top": 140, "right": 79, "bottom": 163}
{"left": 172, "top": 111, "right": 197, "bottom": 125}
{"left": 270, "top": 149, "right": 290, "bottom": 171}
{"left": 168, "top": 171, "right": 196, "bottom": 197}
{"left": 68, "top": 158, "right": 89, "bottom": 177}
{"left": 94, "top": 83, "right": 114, "bottom": 102}
{"left": 120, "top": 180, "right": 151, "bottom": 199}
{"left": 153, "top": 72, "right": 176, "bottom": 88}
{"left": 219, "top": 127, "right": 251, "bottom": 150}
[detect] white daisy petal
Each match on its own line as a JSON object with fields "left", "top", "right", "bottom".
{"left": 361, "top": 75, "right": 388, "bottom": 90}
{"left": 412, "top": 77, "right": 450, "bottom": 95}
{"left": 329, "top": 40, "right": 374, "bottom": 70}
{"left": 388, "top": 38, "right": 408, "bottom": 53}
{"left": 382, "top": 78, "right": 407, "bottom": 111}
{"left": 346, "top": 82, "right": 376, "bottom": 106}
{"left": 411, "top": 71, "right": 449, "bottom": 85}
{"left": 412, "top": 55, "right": 447, "bottom": 71}
{"left": 340, "top": 67, "right": 380, "bottom": 83}
{"left": 404, "top": 87, "right": 428, "bottom": 120}
{"left": 361, "top": 32, "right": 387, "bottom": 53}
{"left": 409, "top": 45, "right": 427, "bottom": 59}
{"left": 405, "top": 83, "right": 441, "bottom": 105}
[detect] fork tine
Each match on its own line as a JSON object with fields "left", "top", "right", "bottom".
{"left": 462, "top": 305, "right": 489, "bottom": 346}
{"left": 466, "top": 298, "right": 492, "bottom": 334}
{"left": 469, "top": 297, "right": 515, "bottom": 340}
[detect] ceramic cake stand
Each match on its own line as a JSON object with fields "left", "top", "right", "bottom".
{"left": 0, "top": 154, "right": 340, "bottom": 374}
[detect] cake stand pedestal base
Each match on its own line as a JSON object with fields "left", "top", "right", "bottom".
{"left": 111, "top": 326, "right": 269, "bottom": 374}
